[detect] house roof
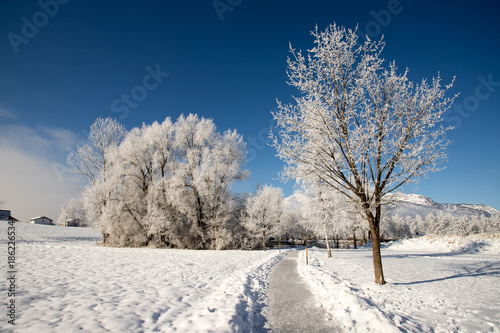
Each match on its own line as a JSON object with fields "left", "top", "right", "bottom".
{"left": 30, "top": 216, "right": 53, "bottom": 221}
{"left": 0, "top": 216, "right": 18, "bottom": 222}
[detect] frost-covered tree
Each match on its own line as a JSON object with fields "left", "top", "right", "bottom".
{"left": 381, "top": 214, "right": 411, "bottom": 239}
{"left": 480, "top": 215, "right": 500, "bottom": 234}
{"left": 68, "top": 117, "right": 127, "bottom": 239}
{"left": 57, "top": 198, "right": 88, "bottom": 227}
{"left": 272, "top": 24, "right": 456, "bottom": 284}
{"left": 98, "top": 123, "right": 161, "bottom": 246}
{"left": 173, "top": 114, "right": 248, "bottom": 249}
{"left": 412, "top": 214, "right": 424, "bottom": 235}
{"left": 297, "top": 180, "right": 345, "bottom": 258}
{"left": 244, "top": 185, "right": 284, "bottom": 251}
{"left": 281, "top": 192, "right": 309, "bottom": 241}
{"left": 68, "top": 117, "right": 126, "bottom": 184}
{"left": 455, "top": 215, "right": 479, "bottom": 237}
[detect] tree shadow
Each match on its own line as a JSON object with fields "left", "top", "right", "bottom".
{"left": 382, "top": 250, "right": 481, "bottom": 260}
{"left": 392, "top": 261, "right": 500, "bottom": 286}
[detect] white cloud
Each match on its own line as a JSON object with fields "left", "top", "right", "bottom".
{"left": 0, "top": 124, "right": 82, "bottom": 160}
{"left": 0, "top": 107, "right": 17, "bottom": 120}
{"left": 0, "top": 124, "right": 85, "bottom": 222}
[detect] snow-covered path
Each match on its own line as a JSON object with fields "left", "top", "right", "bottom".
{"left": 265, "top": 251, "right": 338, "bottom": 332}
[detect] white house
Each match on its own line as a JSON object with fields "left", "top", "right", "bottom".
{"left": 61, "top": 218, "right": 80, "bottom": 227}
{"left": 30, "top": 216, "right": 54, "bottom": 225}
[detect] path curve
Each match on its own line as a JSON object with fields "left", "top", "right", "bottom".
{"left": 265, "top": 251, "right": 338, "bottom": 332}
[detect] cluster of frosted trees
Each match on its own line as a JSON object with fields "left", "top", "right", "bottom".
{"left": 281, "top": 183, "right": 500, "bottom": 252}
{"left": 382, "top": 213, "right": 500, "bottom": 239}
{"left": 284, "top": 187, "right": 371, "bottom": 252}
{"left": 69, "top": 115, "right": 257, "bottom": 249}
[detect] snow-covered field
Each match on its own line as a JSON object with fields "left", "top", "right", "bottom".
{"left": 298, "top": 235, "right": 500, "bottom": 332}
{"left": 0, "top": 221, "right": 287, "bottom": 332}
{"left": 3, "top": 221, "right": 500, "bottom": 333}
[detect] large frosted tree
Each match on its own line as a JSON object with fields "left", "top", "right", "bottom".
{"left": 80, "top": 114, "right": 248, "bottom": 249}
{"left": 272, "top": 24, "right": 456, "bottom": 284}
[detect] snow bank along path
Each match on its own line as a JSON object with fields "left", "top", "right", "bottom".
{"left": 0, "top": 221, "right": 288, "bottom": 332}
{"left": 298, "top": 235, "right": 500, "bottom": 332}
{"left": 265, "top": 251, "right": 338, "bottom": 332}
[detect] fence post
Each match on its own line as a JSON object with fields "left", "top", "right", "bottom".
{"left": 305, "top": 241, "right": 308, "bottom": 265}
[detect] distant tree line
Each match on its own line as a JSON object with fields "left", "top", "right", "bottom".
{"left": 381, "top": 212, "right": 500, "bottom": 239}
{"left": 60, "top": 116, "right": 499, "bottom": 252}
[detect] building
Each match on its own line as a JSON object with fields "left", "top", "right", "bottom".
{"left": 0, "top": 210, "right": 11, "bottom": 220}
{"left": 61, "top": 218, "right": 80, "bottom": 227}
{"left": 29, "top": 216, "right": 54, "bottom": 225}
{"left": 0, "top": 210, "right": 19, "bottom": 222}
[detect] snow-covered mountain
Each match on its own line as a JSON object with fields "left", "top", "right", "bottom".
{"left": 385, "top": 193, "right": 500, "bottom": 219}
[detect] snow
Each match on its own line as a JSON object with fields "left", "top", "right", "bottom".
{"left": 4, "top": 221, "right": 500, "bottom": 332}
{"left": 395, "top": 193, "right": 438, "bottom": 207}
{"left": 387, "top": 234, "right": 500, "bottom": 254}
{"left": 298, "top": 235, "right": 500, "bottom": 332}
{"left": 0, "top": 221, "right": 287, "bottom": 332}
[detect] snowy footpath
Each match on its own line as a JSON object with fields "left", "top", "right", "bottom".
{"left": 0, "top": 221, "right": 288, "bottom": 332}
{"left": 264, "top": 251, "right": 338, "bottom": 332}
{"left": 298, "top": 235, "right": 500, "bottom": 332}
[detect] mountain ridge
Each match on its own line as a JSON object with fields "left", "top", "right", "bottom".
{"left": 387, "top": 193, "right": 500, "bottom": 219}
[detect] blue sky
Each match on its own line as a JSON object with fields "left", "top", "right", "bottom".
{"left": 1, "top": 0, "right": 499, "bottom": 221}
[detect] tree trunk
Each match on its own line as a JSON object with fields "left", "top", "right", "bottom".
{"left": 262, "top": 230, "right": 266, "bottom": 252}
{"left": 368, "top": 211, "right": 385, "bottom": 285}
{"left": 193, "top": 187, "right": 207, "bottom": 247}
{"left": 325, "top": 235, "right": 332, "bottom": 258}
{"left": 352, "top": 229, "right": 357, "bottom": 249}
{"left": 324, "top": 225, "right": 332, "bottom": 258}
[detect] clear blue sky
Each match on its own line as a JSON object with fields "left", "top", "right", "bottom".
{"left": 1, "top": 0, "right": 499, "bottom": 221}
